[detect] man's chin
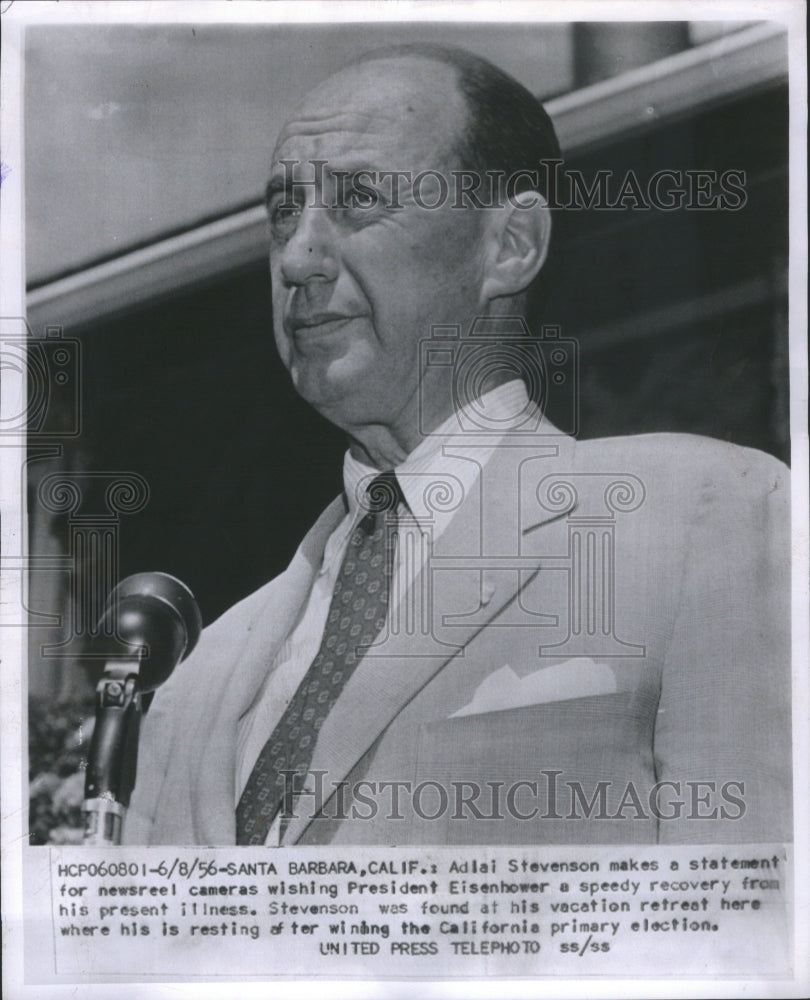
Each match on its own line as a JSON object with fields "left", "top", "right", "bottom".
{"left": 290, "top": 367, "right": 367, "bottom": 427}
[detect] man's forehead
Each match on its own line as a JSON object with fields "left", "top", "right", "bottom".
{"left": 272, "top": 57, "right": 466, "bottom": 164}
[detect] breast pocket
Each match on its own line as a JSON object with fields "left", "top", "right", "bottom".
{"left": 411, "top": 693, "right": 659, "bottom": 845}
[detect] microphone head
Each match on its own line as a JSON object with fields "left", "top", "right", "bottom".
{"left": 97, "top": 572, "right": 203, "bottom": 691}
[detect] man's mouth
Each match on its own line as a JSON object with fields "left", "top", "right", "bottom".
{"left": 288, "top": 314, "right": 361, "bottom": 338}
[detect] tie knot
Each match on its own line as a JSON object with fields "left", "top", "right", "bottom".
{"left": 362, "top": 472, "right": 403, "bottom": 514}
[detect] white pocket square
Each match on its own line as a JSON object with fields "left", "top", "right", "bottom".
{"left": 449, "top": 658, "right": 618, "bottom": 718}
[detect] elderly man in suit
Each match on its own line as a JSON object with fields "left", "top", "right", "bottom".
{"left": 124, "top": 44, "right": 791, "bottom": 847}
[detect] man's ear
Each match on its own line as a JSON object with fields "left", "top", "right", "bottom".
{"left": 480, "top": 190, "right": 552, "bottom": 302}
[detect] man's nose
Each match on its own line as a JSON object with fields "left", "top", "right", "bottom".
{"left": 279, "top": 204, "right": 339, "bottom": 287}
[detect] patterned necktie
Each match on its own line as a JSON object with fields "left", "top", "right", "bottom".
{"left": 236, "top": 472, "right": 402, "bottom": 845}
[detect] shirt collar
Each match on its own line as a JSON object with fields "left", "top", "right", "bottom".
{"left": 342, "top": 380, "right": 532, "bottom": 532}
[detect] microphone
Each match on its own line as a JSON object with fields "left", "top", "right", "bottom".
{"left": 82, "top": 572, "right": 202, "bottom": 846}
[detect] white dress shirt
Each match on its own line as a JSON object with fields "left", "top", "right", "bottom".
{"left": 235, "top": 379, "right": 533, "bottom": 842}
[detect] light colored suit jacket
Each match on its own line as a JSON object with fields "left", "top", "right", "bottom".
{"left": 124, "top": 430, "right": 791, "bottom": 846}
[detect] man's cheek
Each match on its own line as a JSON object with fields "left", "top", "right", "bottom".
{"left": 272, "top": 319, "right": 292, "bottom": 368}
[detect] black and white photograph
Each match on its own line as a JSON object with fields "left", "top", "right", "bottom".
{"left": 1, "top": 1, "right": 807, "bottom": 996}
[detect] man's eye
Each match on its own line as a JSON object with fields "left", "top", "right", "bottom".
{"left": 268, "top": 201, "right": 301, "bottom": 236}
{"left": 350, "top": 188, "right": 376, "bottom": 209}
{"left": 331, "top": 185, "right": 387, "bottom": 228}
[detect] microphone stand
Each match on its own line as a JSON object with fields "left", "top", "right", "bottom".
{"left": 82, "top": 657, "right": 143, "bottom": 846}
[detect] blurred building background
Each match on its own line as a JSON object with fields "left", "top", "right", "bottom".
{"left": 24, "top": 20, "right": 789, "bottom": 710}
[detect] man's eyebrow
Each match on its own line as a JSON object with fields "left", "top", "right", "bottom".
{"left": 326, "top": 160, "right": 378, "bottom": 176}
{"left": 264, "top": 163, "right": 386, "bottom": 207}
{"left": 264, "top": 175, "right": 288, "bottom": 206}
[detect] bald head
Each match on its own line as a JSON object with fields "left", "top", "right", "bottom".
{"left": 276, "top": 54, "right": 469, "bottom": 175}
{"left": 347, "top": 43, "right": 561, "bottom": 191}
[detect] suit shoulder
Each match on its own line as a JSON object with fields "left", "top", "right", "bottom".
{"left": 572, "top": 431, "right": 788, "bottom": 500}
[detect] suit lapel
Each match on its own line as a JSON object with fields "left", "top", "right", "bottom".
{"left": 191, "top": 496, "right": 347, "bottom": 844}
{"left": 283, "top": 428, "right": 578, "bottom": 844}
